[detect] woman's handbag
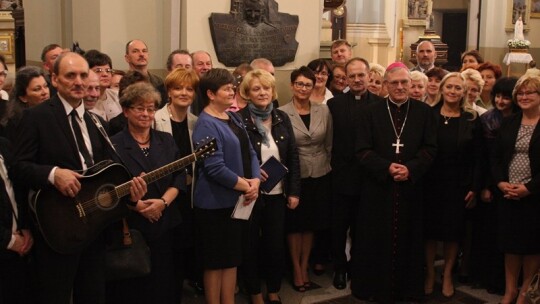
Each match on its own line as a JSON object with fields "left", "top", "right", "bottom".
{"left": 105, "top": 218, "right": 151, "bottom": 281}
{"left": 525, "top": 270, "right": 540, "bottom": 304}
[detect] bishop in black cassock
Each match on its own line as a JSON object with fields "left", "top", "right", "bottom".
{"left": 352, "top": 63, "right": 436, "bottom": 303}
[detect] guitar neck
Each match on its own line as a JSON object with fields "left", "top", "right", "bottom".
{"left": 116, "top": 153, "right": 197, "bottom": 198}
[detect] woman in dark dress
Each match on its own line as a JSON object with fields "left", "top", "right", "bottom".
{"left": 423, "top": 72, "right": 482, "bottom": 297}
{"left": 491, "top": 75, "right": 540, "bottom": 304}
{"left": 472, "top": 77, "right": 519, "bottom": 293}
{"left": 238, "top": 69, "right": 301, "bottom": 304}
{"left": 108, "top": 82, "right": 184, "bottom": 304}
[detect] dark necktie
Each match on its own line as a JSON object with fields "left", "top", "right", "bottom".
{"left": 70, "top": 110, "right": 94, "bottom": 168}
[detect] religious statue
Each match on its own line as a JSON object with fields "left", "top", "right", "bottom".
{"left": 514, "top": 15, "right": 525, "bottom": 41}
{"left": 425, "top": 13, "right": 434, "bottom": 30}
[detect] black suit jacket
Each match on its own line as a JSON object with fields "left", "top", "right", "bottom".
{"left": 492, "top": 112, "right": 540, "bottom": 196}
{"left": 12, "top": 95, "right": 111, "bottom": 190}
{"left": 327, "top": 91, "right": 383, "bottom": 195}
{"left": 111, "top": 128, "right": 183, "bottom": 241}
{"left": 0, "top": 137, "right": 28, "bottom": 257}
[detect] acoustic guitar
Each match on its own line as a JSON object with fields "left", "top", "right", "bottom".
{"left": 30, "top": 137, "right": 216, "bottom": 254}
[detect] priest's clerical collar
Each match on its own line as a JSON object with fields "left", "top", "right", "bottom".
{"left": 353, "top": 90, "right": 368, "bottom": 100}
{"left": 388, "top": 97, "right": 409, "bottom": 107}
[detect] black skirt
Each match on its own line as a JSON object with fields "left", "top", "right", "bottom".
{"left": 194, "top": 207, "right": 244, "bottom": 269}
{"left": 285, "top": 173, "right": 332, "bottom": 233}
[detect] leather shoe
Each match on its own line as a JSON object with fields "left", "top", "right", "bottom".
{"left": 333, "top": 271, "right": 347, "bottom": 290}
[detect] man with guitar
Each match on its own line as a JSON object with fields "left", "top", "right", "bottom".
{"left": 11, "top": 52, "right": 147, "bottom": 304}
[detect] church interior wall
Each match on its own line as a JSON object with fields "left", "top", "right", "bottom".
{"left": 22, "top": 0, "right": 540, "bottom": 90}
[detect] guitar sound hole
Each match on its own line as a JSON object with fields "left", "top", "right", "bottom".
{"left": 95, "top": 184, "right": 118, "bottom": 210}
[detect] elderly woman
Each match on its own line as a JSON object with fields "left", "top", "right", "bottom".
{"left": 367, "top": 63, "right": 388, "bottom": 97}
{"left": 279, "top": 66, "right": 332, "bottom": 292}
{"left": 461, "top": 68, "right": 487, "bottom": 116}
{"left": 192, "top": 68, "right": 260, "bottom": 304}
{"left": 477, "top": 62, "right": 502, "bottom": 110}
{"left": 425, "top": 67, "right": 448, "bottom": 106}
{"left": 461, "top": 50, "right": 484, "bottom": 71}
{"left": 237, "top": 69, "right": 300, "bottom": 304}
{"left": 423, "top": 72, "right": 482, "bottom": 298}
{"left": 329, "top": 64, "right": 347, "bottom": 96}
{"left": 409, "top": 70, "right": 428, "bottom": 101}
{"left": 307, "top": 59, "right": 333, "bottom": 104}
{"left": 154, "top": 67, "right": 200, "bottom": 302}
{"left": 108, "top": 82, "right": 184, "bottom": 304}
{"left": 491, "top": 75, "right": 540, "bottom": 304}
{"left": 0, "top": 66, "right": 49, "bottom": 140}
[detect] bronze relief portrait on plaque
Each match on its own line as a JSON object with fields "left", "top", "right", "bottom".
{"left": 209, "top": 0, "right": 299, "bottom": 67}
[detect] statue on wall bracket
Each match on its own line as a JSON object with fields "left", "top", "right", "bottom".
{"left": 209, "top": 0, "right": 299, "bottom": 67}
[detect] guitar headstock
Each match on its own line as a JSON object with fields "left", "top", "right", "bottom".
{"left": 194, "top": 137, "right": 217, "bottom": 160}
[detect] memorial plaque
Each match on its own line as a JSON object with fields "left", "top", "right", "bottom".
{"left": 209, "top": 0, "right": 299, "bottom": 67}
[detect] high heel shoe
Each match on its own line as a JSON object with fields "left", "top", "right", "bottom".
{"left": 292, "top": 283, "right": 306, "bottom": 292}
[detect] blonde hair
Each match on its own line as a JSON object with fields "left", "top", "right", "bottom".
{"left": 461, "top": 68, "right": 485, "bottom": 92}
{"left": 513, "top": 75, "right": 540, "bottom": 101}
{"left": 410, "top": 70, "right": 428, "bottom": 85}
{"left": 433, "top": 72, "right": 477, "bottom": 120}
{"left": 239, "top": 69, "right": 277, "bottom": 101}
{"left": 369, "top": 63, "right": 385, "bottom": 78}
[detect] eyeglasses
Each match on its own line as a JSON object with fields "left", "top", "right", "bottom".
{"left": 293, "top": 82, "right": 313, "bottom": 90}
{"left": 130, "top": 106, "right": 156, "bottom": 114}
{"left": 0, "top": 70, "right": 7, "bottom": 77}
{"left": 516, "top": 91, "right": 539, "bottom": 98}
{"left": 93, "top": 68, "right": 113, "bottom": 74}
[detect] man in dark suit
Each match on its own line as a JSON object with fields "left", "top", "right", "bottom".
{"left": 11, "top": 52, "right": 147, "bottom": 304}
{"left": 326, "top": 57, "right": 383, "bottom": 290}
{"left": 0, "top": 137, "right": 33, "bottom": 304}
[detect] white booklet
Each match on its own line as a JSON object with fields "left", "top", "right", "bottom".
{"left": 231, "top": 195, "right": 255, "bottom": 220}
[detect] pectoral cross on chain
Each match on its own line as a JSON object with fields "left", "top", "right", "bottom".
{"left": 392, "top": 138, "right": 404, "bottom": 154}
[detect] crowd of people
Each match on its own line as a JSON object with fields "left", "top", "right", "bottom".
{"left": 0, "top": 38, "right": 539, "bottom": 304}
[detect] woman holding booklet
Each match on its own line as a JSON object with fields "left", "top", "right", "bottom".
{"left": 192, "top": 68, "right": 260, "bottom": 304}
{"left": 238, "top": 69, "right": 301, "bottom": 304}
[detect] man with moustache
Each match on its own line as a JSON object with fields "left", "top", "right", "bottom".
{"left": 11, "top": 52, "right": 147, "bottom": 304}
{"left": 326, "top": 57, "right": 383, "bottom": 290}
{"left": 125, "top": 39, "right": 167, "bottom": 106}
{"left": 410, "top": 40, "right": 437, "bottom": 73}
{"left": 352, "top": 62, "right": 436, "bottom": 303}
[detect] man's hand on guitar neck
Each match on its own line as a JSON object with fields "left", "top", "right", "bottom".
{"left": 54, "top": 168, "right": 83, "bottom": 197}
